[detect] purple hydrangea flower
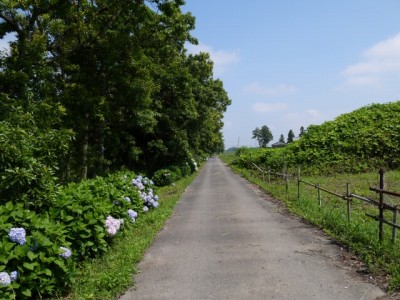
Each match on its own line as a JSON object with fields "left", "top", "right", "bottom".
{"left": 8, "top": 228, "right": 26, "bottom": 245}
{"left": 124, "top": 196, "right": 131, "bottom": 203}
{"left": 153, "top": 195, "right": 159, "bottom": 201}
{"left": 105, "top": 216, "right": 122, "bottom": 236}
{"left": 153, "top": 202, "right": 159, "bottom": 208}
{"left": 0, "top": 272, "right": 11, "bottom": 286}
{"left": 10, "top": 271, "right": 18, "bottom": 282}
{"left": 127, "top": 209, "right": 137, "bottom": 222}
{"left": 59, "top": 247, "right": 72, "bottom": 259}
{"left": 143, "top": 206, "right": 149, "bottom": 212}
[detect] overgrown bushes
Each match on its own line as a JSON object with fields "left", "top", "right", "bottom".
{"left": 0, "top": 171, "right": 159, "bottom": 299}
{"left": 232, "top": 101, "right": 400, "bottom": 176}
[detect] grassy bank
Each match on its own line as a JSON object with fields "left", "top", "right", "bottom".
{"left": 64, "top": 172, "right": 199, "bottom": 300}
{"left": 220, "top": 153, "right": 400, "bottom": 292}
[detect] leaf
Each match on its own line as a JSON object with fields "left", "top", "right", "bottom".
{"left": 21, "top": 288, "right": 32, "bottom": 297}
{"left": 27, "top": 251, "right": 38, "bottom": 261}
{"left": 23, "top": 262, "right": 37, "bottom": 270}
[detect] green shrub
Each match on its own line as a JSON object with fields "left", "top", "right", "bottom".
{"left": 152, "top": 169, "right": 178, "bottom": 186}
{"left": 49, "top": 171, "right": 143, "bottom": 261}
{"left": 0, "top": 202, "right": 72, "bottom": 300}
{"left": 0, "top": 117, "right": 71, "bottom": 211}
{"left": 169, "top": 165, "right": 182, "bottom": 180}
{"left": 179, "top": 163, "right": 191, "bottom": 177}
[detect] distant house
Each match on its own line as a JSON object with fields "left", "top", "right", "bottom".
{"left": 271, "top": 141, "right": 287, "bottom": 148}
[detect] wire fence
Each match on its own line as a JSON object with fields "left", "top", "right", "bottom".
{"left": 250, "top": 163, "right": 400, "bottom": 243}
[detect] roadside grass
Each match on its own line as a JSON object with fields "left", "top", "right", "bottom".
{"left": 64, "top": 172, "right": 199, "bottom": 300}
{"left": 219, "top": 154, "right": 400, "bottom": 292}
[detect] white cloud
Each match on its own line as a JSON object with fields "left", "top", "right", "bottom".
{"left": 251, "top": 102, "right": 288, "bottom": 113}
{"left": 186, "top": 43, "right": 239, "bottom": 76}
{"left": 243, "top": 82, "right": 297, "bottom": 97}
{"left": 283, "top": 109, "right": 324, "bottom": 131}
{"left": 343, "top": 33, "right": 400, "bottom": 86}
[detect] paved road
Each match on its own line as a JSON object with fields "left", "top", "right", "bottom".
{"left": 119, "top": 157, "right": 385, "bottom": 300}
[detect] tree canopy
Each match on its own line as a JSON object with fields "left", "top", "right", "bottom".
{"left": 252, "top": 125, "right": 273, "bottom": 148}
{"left": 0, "top": 0, "right": 231, "bottom": 182}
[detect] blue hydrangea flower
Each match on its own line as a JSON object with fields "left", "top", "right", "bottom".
{"left": 153, "top": 195, "right": 159, "bottom": 201}
{"left": 124, "top": 196, "right": 131, "bottom": 203}
{"left": 0, "top": 272, "right": 11, "bottom": 286}
{"left": 127, "top": 209, "right": 137, "bottom": 222}
{"left": 59, "top": 247, "right": 72, "bottom": 259}
{"left": 153, "top": 202, "right": 159, "bottom": 208}
{"left": 150, "top": 180, "right": 154, "bottom": 185}
{"left": 8, "top": 228, "right": 26, "bottom": 245}
{"left": 10, "top": 271, "right": 18, "bottom": 282}
{"left": 143, "top": 206, "right": 149, "bottom": 212}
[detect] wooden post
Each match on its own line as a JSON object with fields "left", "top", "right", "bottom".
{"left": 379, "top": 169, "right": 385, "bottom": 242}
{"left": 317, "top": 183, "right": 321, "bottom": 207}
{"left": 393, "top": 209, "right": 398, "bottom": 243}
{"left": 268, "top": 168, "right": 271, "bottom": 183}
{"left": 297, "top": 165, "right": 300, "bottom": 201}
{"left": 346, "top": 183, "right": 351, "bottom": 222}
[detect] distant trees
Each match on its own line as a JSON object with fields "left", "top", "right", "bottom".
{"left": 287, "top": 130, "right": 295, "bottom": 143}
{"left": 299, "top": 126, "right": 306, "bottom": 137}
{"left": 252, "top": 125, "right": 273, "bottom": 147}
{"left": 279, "top": 134, "right": 285, "bottom": 143}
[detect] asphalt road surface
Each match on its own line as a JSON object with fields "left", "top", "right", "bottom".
{"left": 119, "top": 157, "right": 386, "bottom": 300}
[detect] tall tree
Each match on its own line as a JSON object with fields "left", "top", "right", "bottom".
{"left": 279, "top": 134, "right": 285, "bottom": 143}
{"left": 252, "top": 125, "right": 273, "bottom": 147}
{"left": 287, "top": 129, "right": 295, "bottom": 143}
{"left": 299, "top": 126, "right": 305, "bottom": 137}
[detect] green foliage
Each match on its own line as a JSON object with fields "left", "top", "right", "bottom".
{"left": 237, "top": 102, "right": 400, "bottom": 175}
{"left": 0, "top": 169, "right": 156, "bottom": 298}
{"left": 0, "top": 0, "right": 231, "bottom": 180}
{"left": 49, "top": 172, "right": 142, "bottom": 261}
{"left": 179, "top": 163, "right": 192, "bottom": 177}
{"left": 0, "top": 111, "right": 71, "bottom": 211}
{"left": 0, "top": 202, "right": 72, "bottom": 300}
{"left": 152, "top": 169, "right": 179, "bottom": 186}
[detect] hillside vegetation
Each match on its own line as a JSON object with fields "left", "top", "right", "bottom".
{"left": 234, "top": 101, "right": 400, "bottom": 174}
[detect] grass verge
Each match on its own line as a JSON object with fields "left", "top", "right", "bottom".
{"left": 63, "top": 172, "right": 199, "bottom": 300}
{"left": 220, "top": 153, "right": 400, "bottom": 293}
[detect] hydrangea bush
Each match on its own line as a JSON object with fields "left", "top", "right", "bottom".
{"left": 0, "top": 202, "right": 72, "bottom": 299}
{"left": 0, "top": 170, "right": 161, "bottom": 299}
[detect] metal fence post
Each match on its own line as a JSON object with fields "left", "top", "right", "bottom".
{"left": 379, "top": 169, "right": 385, "bottom": 242}
{"left": 346, "top": 183, "right": 351, "bottom": 222}
{"left": 393, "top": 209, "right": 398, "bottom": 243}
{"left": 297, "top": 165, "right": 300, "bottom": 201}
{"left": 317, "top": 183, "right": 321, "bottom": 207}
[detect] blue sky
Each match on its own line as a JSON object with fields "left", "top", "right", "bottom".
{"left": 182, "top": 1, "right": 400, "bottom": 148}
